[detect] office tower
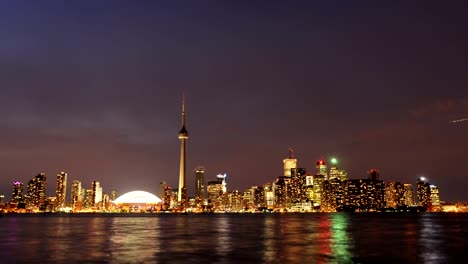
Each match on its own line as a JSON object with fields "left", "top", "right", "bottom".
{"left": 27, "top": 173, "right": 47, "bottom": 208}
{"left": 264, "top": 183, "right": 274, "bottom": 209}
{"left": 207, "top": 180, "right": 223, "bottom": 210}
{"left": 110, "top": 190, "right": 117, "bottom": 201}
{"left": 329, "top": 158, "right": 348, "bottom": 181}
{"left": 384, "top": 181, "right": 405, "bottom": 209}
{"left": 102, "top": 194, "right": 110, "bottom": 210}
{"left": 70, "top": 180, "right": 82, "bottom": 211}
{"left": 253, "top": 186, "right": 266, "bottom": 210}
{"left": 283, "top": 148, "right": 297, "bottom": 177}
{"left": 229, "top": 190, "right": 243, "bottom": 212}
{"left": 316, "top": 160, "right": 328, "bottom": 180}
{"left": 342, "top": 178, "right": 385, "bottom": 212}
{"left": 217, "top": 173, "right": 227, "bottom": 194}
{"left": 195, "top": 167, "right": 205, "bottom": 200}
{"left": 178, "top": 95, "right": 189, "bottom": 207}
{"left": 55, "top": 172, "right": 67, "bottom": 208}
{"left": 159, "top": 181, "right": 167, "bottom": 200}
{"left": 274, "top": 177, "right": 287, "bottom": 209}
{"left": 312, "top": 174, "right": 325, "bottom": 206}
{"left": 430, "top": 185, "right": 441, "bottom": 211}
{"left": 322, "top": 178, "right": 343, "bottom": 212}
{"left": 84, "top": 189, "right": 93, "bottom": 209}
{"left": 12, "top": 181, "right": 24, "bottom": 203}
{"left": 368, "top": 169, "right": 380, "bottom": 180}
{"left": 305, "top": 174, "right": 314, "bottom": 201}
{"left": 416, "top": 177, "right": 431, "bottom": 208}
{"left": 162, "top": 185, "right": 172, "bottom": 211}
{"left": 290, "top": 168, "right": 307, "bottom": 203}
{"left": 91, "top": 181, "right": 102, "bottom": 207}
{"left": 403, "top": 184, "right": 415, "bottom": 206}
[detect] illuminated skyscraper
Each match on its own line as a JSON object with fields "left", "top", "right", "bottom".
{"left": 217, "top": 173, "right": 227, "bottom": 194}
{"left": 430, "top": 185, "right": 441, "bottom": 211}
{"left": 12, "top": 181, "right": 24, "bottom": 203}
{"left": 178, "top": 95, "right": 189, "bottom": 207}
{"left": 195, "top": 167, "right": 205, "bottom": 200}
{"left": 384, "top": 181, "right": 405, "bottom": 209}
{"left": 70, "top": 180, "right": 82, "bottom": 211}
{"left": 274, "top": 176, "right": 287, "bottom": 209}
{"left": 403, "top": 184, "right": 415, "bottom": 206}
{"left": 322, "top": 178, "right": 343, "bottom": 212}
{"left": 290, "top": 168, "right": 307, "bottom": 203}
{"left": 91, "top": 181, "right": 102, "bottom": 207}
{"left": 55, "top": 172, "right": 67, "bottom": 208}
{"left": 312, "top": 174, "right": 325, "bottom": 206}
{"left": 316, "top": 160, "right": 327, "bottom": 180}
{"left": 283, "top": 148, "right": 297, "bottom": 177}
{"left": 207, "top": 180, "right": 223, "bottom": 210}
{"left": 328, "top": 158, "right": 348, "bottom": 181}
{"left": 416, "top": 177, "right": 431, "bottom": 208}
{"left": 27, "top": 173, "right": 47, "bottom": 208}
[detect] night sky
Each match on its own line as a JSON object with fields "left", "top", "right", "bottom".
{"left": 1, "top": 1, "right": 467, "bottom": 202}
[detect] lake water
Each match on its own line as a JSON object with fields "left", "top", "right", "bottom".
{"left": 0, "top": 213, "right": 466, "bottom": 263}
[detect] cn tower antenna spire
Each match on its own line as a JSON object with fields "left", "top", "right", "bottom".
{"left": 289, "top": 147, "right": 294, "bottom": 159}
{"left": 182, "top": 92, "right": 186, "bottom": 126}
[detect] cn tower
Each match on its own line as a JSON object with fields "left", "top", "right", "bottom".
{"left": 178, "top": 94, "right": 189, "bottom": 207}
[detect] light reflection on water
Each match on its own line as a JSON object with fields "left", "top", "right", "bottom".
{"left": 0, "top": 213, "right": 466, "bottom": 263}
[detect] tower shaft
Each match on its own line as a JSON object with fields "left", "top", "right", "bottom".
{"left": 177, "top": 94, "right": 189, "bottom": 208}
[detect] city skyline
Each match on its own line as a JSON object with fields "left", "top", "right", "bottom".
{"left": 0, "top": 2, "right": 467, "bottom": 202}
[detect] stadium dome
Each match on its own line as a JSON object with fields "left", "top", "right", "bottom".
{"left": 113, "top": 191, "right": 162, "bottom": 204}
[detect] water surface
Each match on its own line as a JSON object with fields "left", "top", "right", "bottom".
{"left": 1, "top": 213, "right": 466, "bottom": 263}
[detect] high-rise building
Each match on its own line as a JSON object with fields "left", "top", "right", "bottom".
{"left": 217, "top": 173, "right": 227, "bottom": 194}
{"left": 274, "top": 176, "right": 287, "bottom": 209}
{"left": 384, "top": 181, "right": 405, "bottom": 209}
{"left": 178, "top": 95, "right": 189, "bottom": 208}
{"left": 316, "top": 160, "right": 327, "bottom": 180}
{"left": 84, "top": 189, "right": 93, "bottom": 209}
{"left": 91, "top": 181, "right": 102, "bottom": 208}
{"left": 207, "top": 180, "right": 223, "bottom": 210}
{"left": 403, "top": 184, "right": 415, "bottom": 206}
{"left": 55, "top": 172, "right": 67, "bottom": 209}
{"left": 12, "top": 181, "right": 24, "bottom": 203}
{"left": 312, "top": 174, "right": 325, "bottom": 206}
{"left": 110, "top": 191, "right": 117, "bottom": 201}
{"left": 328, "top": 158, "right": 348, "bottom": 181}
{"left": 430, "top": 185, "right": 441, "bottom": 211}
{"left": 368, "top": 169, "right": 380, "bottom": 180}
{"left": 70, "top": 180, "right": 82, "bottom": 211}
{"left": 26, "top": 173, "right": 47, "bottom": 208}
{"left": 322, "top": 178, "right": 343, "bottom": 212}
{"left": 290, "top": 168, "right": 307, "bottom": 203}
{"left": 416, "top": 177, "right": 431, "bottom": 208}
{"left": 283, "top": 148, "right": 297, "bottom": 177}
{"left": 253, "top": 185, "right": 266, "bottom": 210}
{"left": 228, "top": 190, "right": 243, "bottom": 212}
{"left": 264, "top": 183, "right": 274, "bottom": 210}
{"left": 342, "top": 178, "right": 385, "bottom": 212}
{"left": 195, "top": 167, "right": 205, "bottom": 200}
{"left": 159, "top": 181, "right": 167, "bottom": 201}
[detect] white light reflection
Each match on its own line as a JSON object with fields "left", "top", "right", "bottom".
{"left": 263, "top": 216, "right": 275, "bottom": 263}
{"left": 110, "top": 217, "right": 161, "bottom": 263}
{"left": 216, "top": 216, "right": 231, "bottom": 261}
{"left": 419, "top": 215, "right": 446, "bottom": 263}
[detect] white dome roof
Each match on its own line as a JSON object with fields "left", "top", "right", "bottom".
{"left": 114, "top": 191, "right": 162, "bottom": 204}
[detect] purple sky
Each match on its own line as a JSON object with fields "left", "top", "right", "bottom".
{"left": 1, "top": 1, "right": 467, "bottom": 202}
